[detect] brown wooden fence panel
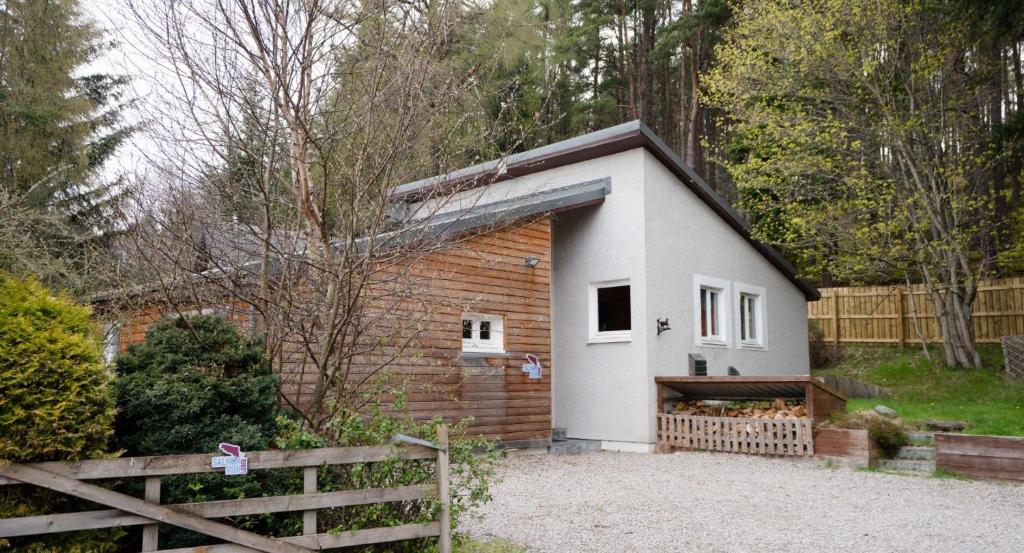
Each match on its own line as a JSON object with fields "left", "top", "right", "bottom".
{"left": 807, "top": 277, "right": 1024, "bottom": 345}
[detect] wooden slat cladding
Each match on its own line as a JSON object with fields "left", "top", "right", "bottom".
{"left": 98, "top": 219, "right": 553, "bottom": 445}
{"left": 279, "top": 218, "right": 554, "bottom": 443}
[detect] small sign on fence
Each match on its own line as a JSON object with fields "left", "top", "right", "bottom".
{"left": 210, "top": 442, "right": 248, "bottom": 475}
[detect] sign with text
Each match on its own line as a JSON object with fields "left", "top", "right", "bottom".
{"left": 211, "top": 442, "right": 248, "bottom": 475}
{"left": 522, "top": 354, "right": 542, "bottom": 380}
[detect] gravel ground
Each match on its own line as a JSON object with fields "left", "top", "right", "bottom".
{"left": 460, "top": 451, "right": 1024, "bottom": 552}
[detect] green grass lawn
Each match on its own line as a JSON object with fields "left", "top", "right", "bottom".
{"left": 814, "top": 344, "right": 1024, "bottom": 436}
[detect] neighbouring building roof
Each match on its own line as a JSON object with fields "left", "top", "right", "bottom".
{"left": 392, "top": 120, "right": 820, "bottom": 301}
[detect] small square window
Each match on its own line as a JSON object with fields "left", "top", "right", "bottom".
{"left": 589, "top": 280, "right": 631, "bottom": 343}
{"left": 461, "top": 313, "right": 504, "bottom": 353}
{"left": 597, "top": 285, "right": 631, "bottom": 332}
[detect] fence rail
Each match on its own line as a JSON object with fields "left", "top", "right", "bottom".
{"left": 807, "top": 277, "right": 1024, "bottom": 345}
{"left": 0, "top": 427, "right": 452, "bottom": 553}
{"left": 657, "top": 414, "right": 814, "bottom": 456}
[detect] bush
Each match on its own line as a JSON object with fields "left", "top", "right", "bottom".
{"left": 0, "top": 273, "right": 114, "bottom": 462}
{"left": 828, "top": 410, "right": 909, "bottom": 458}
{"left": 113, "top": 315, "right": 278, "bottom": 455}
{"left": 865, "top": 416, "right": 909, "bottom": 458}
{"left": 112, "top": 315, "right": 280, "bottom": 549}
{"left": 0, "top": 273, "right": 118, "bottom": 552}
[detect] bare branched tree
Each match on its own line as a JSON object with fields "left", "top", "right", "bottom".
{"left": 110, "top": 0, "right": 525, "bottom": 431}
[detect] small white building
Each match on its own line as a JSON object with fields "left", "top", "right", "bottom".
{"left": 395, "top": 121, "right": 819, "bottom": 452}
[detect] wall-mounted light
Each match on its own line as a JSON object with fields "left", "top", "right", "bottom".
{"left": 524, "top": 255, "right": 540, "bottom": 268}
{"left": 657, "top": 318, "right": 671, "bottom": 335}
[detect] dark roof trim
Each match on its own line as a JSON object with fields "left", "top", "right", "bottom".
{"left": 393, "top": 121, "right": 820, "bottom": 300}
{"left": 394, "top": 177, "right": 610, "bottom": 244}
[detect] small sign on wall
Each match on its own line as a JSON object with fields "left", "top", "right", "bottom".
{"left": 522, "top": 354, "right": 542, "bottom": 380}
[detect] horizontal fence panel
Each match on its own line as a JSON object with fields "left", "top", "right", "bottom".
{"left": 0, "top": 445, "right": 436, "bottom": 486}
{"left": 808, "top": 277, "right": 1024, "bottom": 345}
{"left": 155, "top": 522, "right": 442, "bottom": 553}
{"left": 0, "top": 484, "right": 438, "bottom": 538}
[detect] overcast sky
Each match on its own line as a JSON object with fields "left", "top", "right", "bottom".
{"left": 82, "top": 0, "right": 159, "bottom": 180}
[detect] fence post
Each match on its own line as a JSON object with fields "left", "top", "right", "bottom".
{"left": 302, "top": 466, "right": 317, "bottom": 535}
{"left": 895, "top": 288, "right": 905, "bottom": 349}
{"left": 832, "top": 289, "right": 841, "bottom": 344}
{"left": 437, "top": 424, "right": 451, "bottom": 553}
{"left": 141, "top": 476, "right": 160, "bottom": 551}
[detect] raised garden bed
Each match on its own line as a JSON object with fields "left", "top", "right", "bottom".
{"left": 813, "top": 427, "right": 880, "bottom": 468}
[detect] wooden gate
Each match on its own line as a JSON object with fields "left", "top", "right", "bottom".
{"left": 0, "top": 427, "right": 452, "bottom": 553}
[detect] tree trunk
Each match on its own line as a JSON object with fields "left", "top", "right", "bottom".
{"left": 930, "top": 284, "right": 982, "bottom": 368}
{"left": 685, "top": 28, "right": 702, "bottom": 169}
{"left": 637, "top": 1, "right": 655, "bottom": 125}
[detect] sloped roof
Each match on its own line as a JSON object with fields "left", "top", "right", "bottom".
{"left": 393, "top": 121, "right": 820, "bottom": 301}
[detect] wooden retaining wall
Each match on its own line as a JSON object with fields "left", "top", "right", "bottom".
{"left": 813, "top": 428, "right": 879, "bottom": 468}
{"left": 807, "top": 277, "right": 1024, "bottom": 345}
{"left": 935, "top": 433, "right": 1024, "bottom": 481}
{"left": 656, "top": 414, "right": 814, "bottom": 456}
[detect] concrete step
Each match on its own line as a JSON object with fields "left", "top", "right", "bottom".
{"left": 895, "top": 446, "right": 936, "bottom": 461}
{"left": 548, "top": 438, "right": 601, "bottom": 456}
{"left": 878, "top": 458, "right": 936, "bottom": 473}
{"left": 907, "top": 431, "right": 935, "bottom": 444}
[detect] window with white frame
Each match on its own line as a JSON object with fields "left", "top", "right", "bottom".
{"left": 734, "top": 283, "right": 766, "bottom": 347}
{"left": 693, "top": 275, "right": 730, "bottom": 346}
{"left": 461, "top": 313, "right": 504, "bottom": 353}
{"left": 588, "top": 279, "right": 632, "bottom": 343}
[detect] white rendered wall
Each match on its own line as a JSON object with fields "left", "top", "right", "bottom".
{"left": 641, "top": 150, "right": 811, "bottom": 443}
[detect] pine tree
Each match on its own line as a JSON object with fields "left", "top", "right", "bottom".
{"left": 0, "top": 0, "right": 132, "bottom": 293}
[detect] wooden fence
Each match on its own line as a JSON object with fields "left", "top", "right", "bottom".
{"left": 807, "top": 277, "right": 1024, "bottom": 345}
{"left": 0, "top": 427, "right": 452, "bottom": 553}
{"left": 656, "top": 414, "right": 814, "bottom": 456}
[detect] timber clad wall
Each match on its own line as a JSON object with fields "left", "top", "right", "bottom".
{"left": 108, "top": 218, "right": 553, "bottom": 444}
{"left": 386, "top": 218, "right": 553, "bottom": 443}
{"left": 808, "top": 277, "right": 1024, "bottom": 345}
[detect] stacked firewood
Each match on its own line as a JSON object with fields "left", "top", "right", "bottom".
{"left": 673, "top": 399, "right": 807, "bottom": 419}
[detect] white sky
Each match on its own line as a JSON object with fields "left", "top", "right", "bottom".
{"left": 82, "top": 0, "right": 161, "bottom": 180}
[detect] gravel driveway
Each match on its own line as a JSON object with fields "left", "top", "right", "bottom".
{"left": 460, "top": 451, "right": 1024, "bottom": 552}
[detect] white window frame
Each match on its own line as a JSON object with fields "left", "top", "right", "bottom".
{"left": 734, "top": 282, "right": 767, "bottom": 349}
{"left": 101, "top": 321, "right": 122, "bottom": 364}
{"left": 461, "top": 313, "right": 505, "bottom": 354}
{"left": 693, "top": 275, "right": 731, "bottom": 347}
{"left": 588, "top": 279, "right": 632, "bottom": 344}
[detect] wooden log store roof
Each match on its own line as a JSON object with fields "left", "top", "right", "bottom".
{"left": 655, "top": 376, "right": 847, "bottom": 402}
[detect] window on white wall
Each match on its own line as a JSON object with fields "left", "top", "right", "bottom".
{"left": 461, "top": 313, "right": 504, "bottom": 353}
{"left": 734, "top": 283, "right": 766, "bottom": 348}
{"left": 693, "top": 275, "right": 730, "bottom": 346}
{"left": 589, "top": 280, "right": 631, "bottom": 343}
